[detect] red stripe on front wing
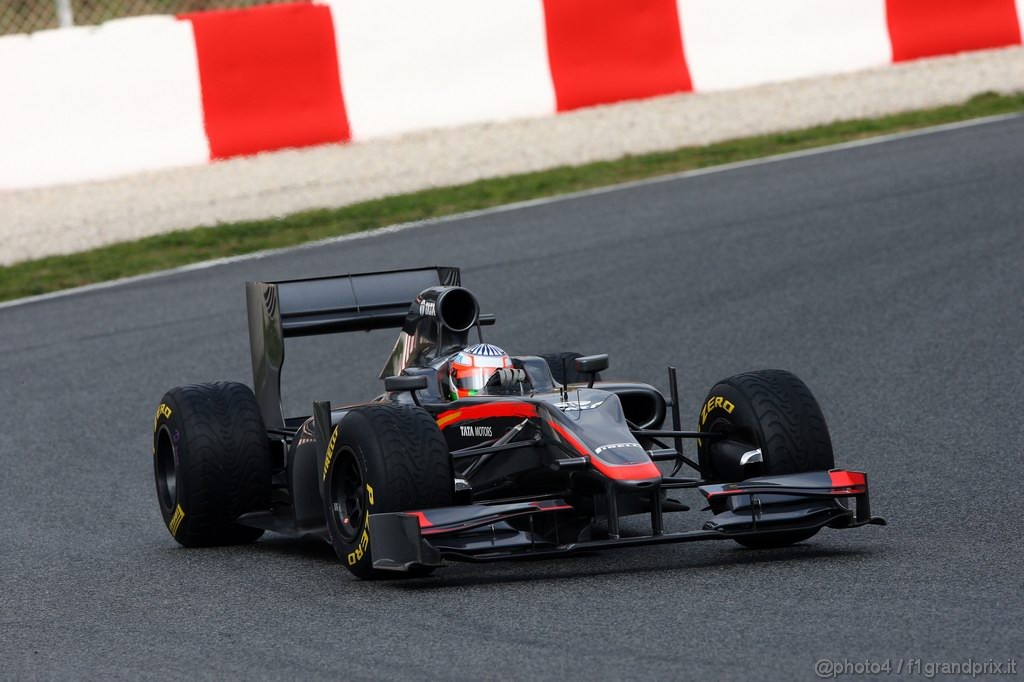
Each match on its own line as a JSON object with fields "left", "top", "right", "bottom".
{"left": 412, "top": 503, "right": 575, "bottom": 532}
{"left": 828, "top": 470, "right": 867, "bottom": 491}
{"left": 408, "top": 511, "right": 433, "bottom": 528}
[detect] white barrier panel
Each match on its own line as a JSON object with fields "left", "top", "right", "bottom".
{"left": 0, "top": 17, "right": 209, "bottom": 190}
{"left": 677, "top": 0, "right": 893, "bottom": 92}
{"left": 1, "top": 1, "right": 1021, "bottom": 191}
{"left": 326, "top": 0, "right": 556, "bottom": 140}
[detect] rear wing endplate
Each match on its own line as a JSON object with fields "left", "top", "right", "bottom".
{"left": 246, "top": 266, "right": 460, "bottom": 426}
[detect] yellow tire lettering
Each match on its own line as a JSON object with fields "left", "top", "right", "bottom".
{"left": 366, "top": 483, "right": 374, "bottom": 507}
{"left": 700, "top": 396, "right": 736, "bottom": 426}
{"left": 169, "top": 504, "right": 185, "bottom": 536}
{"left": 153, "top": 403, "right": 172, "bottom": 432}
{"left": 345, "top": 527, "right": 370, "bottom": 565}
{"left": 322, "top": 426, "right": 339, "bottom": 480}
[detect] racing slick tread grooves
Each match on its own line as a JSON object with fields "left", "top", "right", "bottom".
{"left": 361, "top": 404, "right": 453, "bottom": 512}
{"left": 720, "top": 370, "right": 834, "bottom": 475}
{"left": 698, "top": 369, "right": 835, "bottom": 549}
{"left": 327, "top": 403, "right": 454, "bottom": 578}
{"left": 159, "top": 382, "right": 271, "bottom": 546}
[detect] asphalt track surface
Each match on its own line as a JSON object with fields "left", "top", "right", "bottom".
{"left": 2, "top": 117, "right": 1023, "bottom": 681}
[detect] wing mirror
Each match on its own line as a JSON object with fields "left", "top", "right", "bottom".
{"left": 384, "top": 375, "right": 429, "bottom": 406}
{"left": 574, "top": 354, "right": 608, "bottom": 388}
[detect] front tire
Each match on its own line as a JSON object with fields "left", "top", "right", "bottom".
{"left": 322, "top": 404, "right": 454, "bottom": 579}
{"left": 152, "top": 382, "right": 271, "bottom": 546}
{"left": 696, "top": 369, "right": 835, "bottom": 549}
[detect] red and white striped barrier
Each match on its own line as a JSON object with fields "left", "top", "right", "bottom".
{"left": 2, "top": 0, "right": 1022, "bottom": 189}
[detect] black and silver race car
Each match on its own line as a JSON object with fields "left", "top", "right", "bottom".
{"left": 152, "top": 266, "right": 885, "bottom": 579}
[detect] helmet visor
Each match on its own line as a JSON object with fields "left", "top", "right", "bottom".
{"left": 453, "top": 367, "right": 494, "bottom": 393}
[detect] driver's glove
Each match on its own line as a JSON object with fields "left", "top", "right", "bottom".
{"left": 490, "top": 368, "right": 527, "bottom": 387}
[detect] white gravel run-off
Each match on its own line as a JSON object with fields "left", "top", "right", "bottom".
{"left": 2, "top": 46, "right": 1023, "bottom": 266}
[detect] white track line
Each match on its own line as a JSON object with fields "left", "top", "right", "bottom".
{"left": 2, "top": 111, "right": 1019, "bottom": 312}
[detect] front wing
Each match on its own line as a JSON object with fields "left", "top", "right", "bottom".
{"left": 368, "top": 469, "right": 886, "bottom": 571}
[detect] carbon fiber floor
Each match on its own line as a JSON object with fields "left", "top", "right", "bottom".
{"left": 2, "top": 116, "right": 1022, "bottom": 680}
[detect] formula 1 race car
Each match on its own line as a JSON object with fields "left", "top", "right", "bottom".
{"left": 152, "top": 266, "right": 885, "bottom": 579}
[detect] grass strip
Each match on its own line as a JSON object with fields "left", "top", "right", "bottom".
{"left": 2, "top": 90, "right": 1022, "bottom": 303}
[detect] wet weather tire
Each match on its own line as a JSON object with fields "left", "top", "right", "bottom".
{"left": 322, "top": 404, "right": 454, "bottom": 579}
{"left": 152, "top": 382, "right": 271, "bottom": 547}
{"left": 696, "top": 369, "right": 834, "bottom": 549}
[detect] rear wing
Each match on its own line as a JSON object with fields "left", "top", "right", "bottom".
{"left": 246, "top": 266, "right": 461, "bottom": 427}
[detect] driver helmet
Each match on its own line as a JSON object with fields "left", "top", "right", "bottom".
{"left": 449, "top": 343, "right": 513, "bottom": 399}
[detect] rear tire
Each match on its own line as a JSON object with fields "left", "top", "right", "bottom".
{"left": 540, "top": 351, "right": 601, "bottom": 386}
{"left": 696, "top": 369, "right": 834, "bottom": 549}
{"left": 152, "top": 382, "right": 271, "bottom": 547}
{"left": 322, "top": 404, "right": 454, "bottom": 579}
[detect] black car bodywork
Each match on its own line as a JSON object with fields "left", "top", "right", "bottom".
{"left": 233, "top": 266, "right": 884, "bottom": 573}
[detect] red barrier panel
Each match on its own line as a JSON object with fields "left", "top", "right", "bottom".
{"left": 183, "top": 2, "right": 350, "bottom": 159}
{"left": 885, "top": 0, "right": 1022, "bottom": 62}
{"left": 543, "top": 0, "right": 692, "bottom": 112}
